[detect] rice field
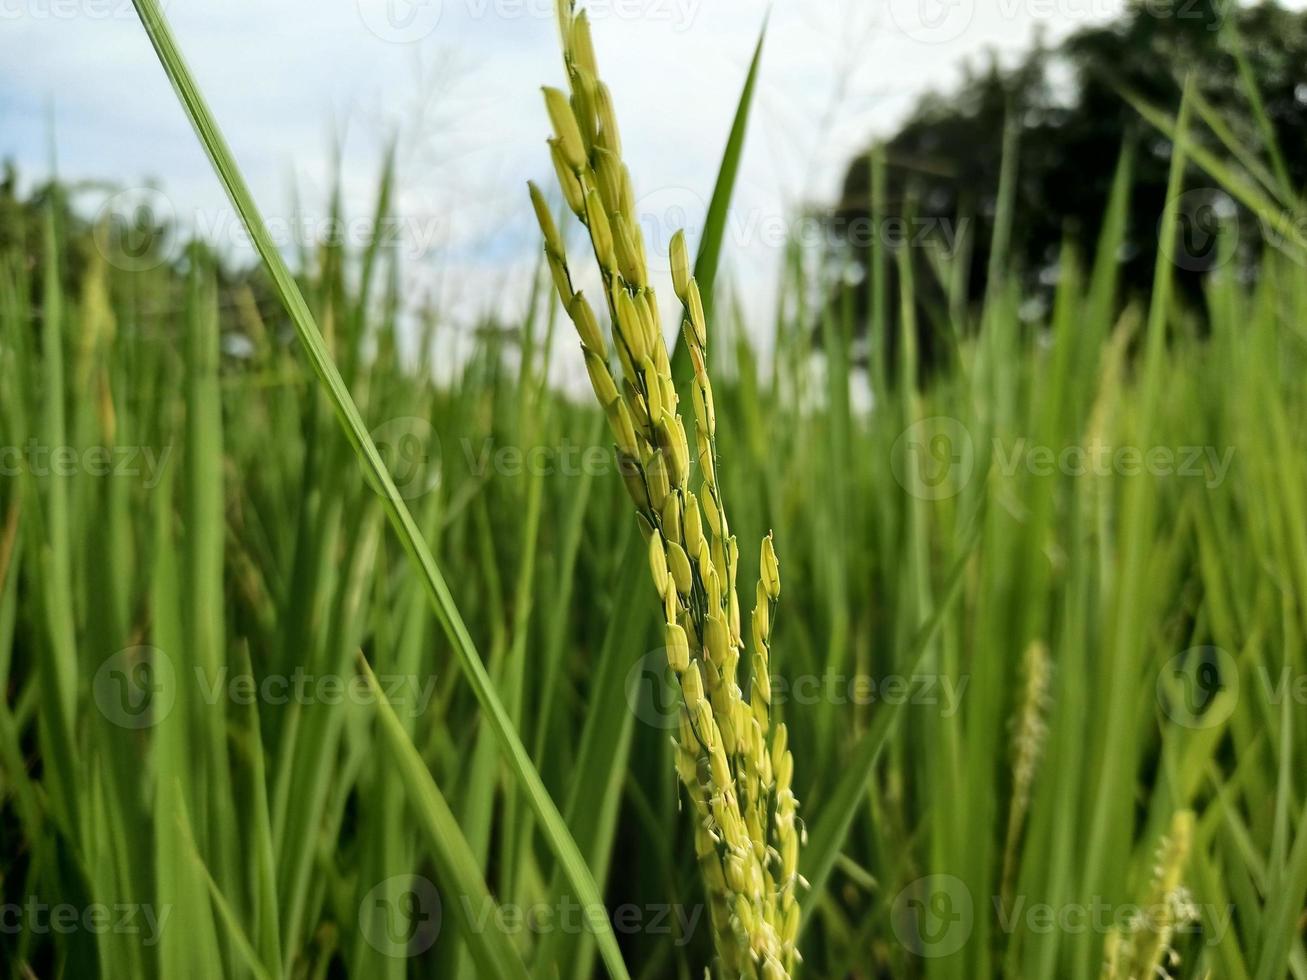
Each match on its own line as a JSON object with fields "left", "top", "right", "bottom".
{"left": 0, "top": 1, "right": 1305, "bottom": 978}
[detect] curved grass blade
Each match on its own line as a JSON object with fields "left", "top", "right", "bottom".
{"left": 800, "top": 516, "right": 981, "bottom": 930}
{"left": 125, "top": 3, "right": 631, "bottom": 976}
{"left": 1220, "top": 14, "right": 1293, "bottom": 200}
{"left": 231, "top": 643, "right": 282, "bottom": 975}
{"left": 175, "top": 793, "right": 275, "bottom": 980}
{"left": 1187, "top": 87, "right": 1287, "bottom": 209}
{"left": 360, "top": 657, "right": 530, "bottom": 980}
{"left": 670, "top": 14, "right": 767, "bottom": 387}
{"left": 1114, "top": 81, "right": 1306, "bottom": 262}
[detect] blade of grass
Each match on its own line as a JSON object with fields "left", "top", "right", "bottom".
{"left": 358, "top": 656, "right": 530, "bottom": 980}
{"left": 1254, "top": 698, "right": 1307, "bottom": 980}
{"left": 670, "top": 14, "right": 767, "bottom": 389}
{"left": 125, "top": 4, "right": 630, "bottom": 976}
{"left": 32, "top": 200, "right": 81, "bottom": 835}
{"left": 1115, "top": 82, "right": 1305, "bottom": 261}
{"left": 800, "top": 515, "right": 981, "bottom": 929}
{"left": 539, "top": 530, "right": 652, "bottom": 980}
{"left": 231, "top": 643, "right": 283, "bottom": 975}
{"left": 176, "top": 793, "right": 276, "bottom": 980}
{"left": 1220, "top": 14, "right": 1294, "bottom": 200}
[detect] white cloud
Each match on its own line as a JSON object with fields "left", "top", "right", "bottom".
{"left": 0, "top": 0, "right": 1147, "bottom": 340}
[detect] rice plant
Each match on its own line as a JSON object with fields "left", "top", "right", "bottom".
{"left": 0, "top": 1, "right": 1303, "bottom": 978}
{"left": 529, "top": 6, "right": 801, "bottom": 974}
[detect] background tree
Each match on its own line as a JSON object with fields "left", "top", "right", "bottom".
{"left": 829, "top": 0, "right": 1307, "bottom": 378}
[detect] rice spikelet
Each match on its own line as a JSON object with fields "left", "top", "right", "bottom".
{"left": 528, "top": 4, "right": 803, "bottom": 974}
{"left": 1101, "top": 810, "right": 1196, "bottom": 980}
{"left": 1000, "top": 640, "right": 1051, "bottom": 905}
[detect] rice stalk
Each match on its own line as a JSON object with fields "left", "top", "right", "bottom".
{"left": 1101, "top": 811, "right": 1196, "bottom": 980}
{"left": 1000, "top": 640, "right": 1051, "bottom": 907}
{"left": 529, "top": 4, "right": 803, "bottom": 975}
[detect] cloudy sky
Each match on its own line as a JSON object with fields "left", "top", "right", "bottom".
{"left": 2, "top": 0, "right": 1131, "bottom": 343}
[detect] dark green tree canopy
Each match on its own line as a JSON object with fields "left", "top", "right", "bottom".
{"left": 831, "top": 0, "right": 1307, "bottom": 371}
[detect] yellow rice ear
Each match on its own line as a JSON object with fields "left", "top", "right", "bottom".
{"left": 670, "top": 229, "right": 691, "bottom": 300}
{"left": 541, "top": 86, "right": 587, "bottom": 169}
